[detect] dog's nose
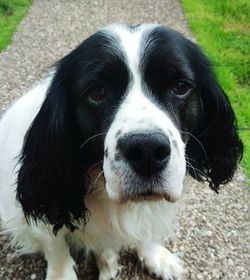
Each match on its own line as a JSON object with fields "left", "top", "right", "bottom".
{"left": 118, "top": 132, "right": 171, "bottom": 177}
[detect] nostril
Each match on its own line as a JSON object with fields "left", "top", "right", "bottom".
{"left": 155, "top": 144, "right": 171, "bottom": 161}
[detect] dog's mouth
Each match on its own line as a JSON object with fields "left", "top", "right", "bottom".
{"left": 99, "top": 163, "right": 182, "bottom": 204}
{"left": 119, "top": 188, "right": 178, "bottom": 204}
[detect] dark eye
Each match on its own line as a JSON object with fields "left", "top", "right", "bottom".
{"left": 86, "top": 86, "right": 107, "bottom": 104}
{"left": 172, "top": 80, "right": 193, "bottom": 96}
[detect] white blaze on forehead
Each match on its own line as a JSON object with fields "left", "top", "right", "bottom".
{"left": 107, "top": 24, "right": 157, "bottom": 87}
{"left": 112, "top": 25, "right": 141, "bottom": 76}
{"left": 103, "top": 25, "right": 182, "bottom": 139}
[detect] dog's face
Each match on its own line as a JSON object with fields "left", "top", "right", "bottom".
{"left": 100, "top": 25, "right": 192, "bottom": 203}
{"left": 72, "top": 25, "right": 200, "bottom": 202}
{"left": 17, "top": 24, "right": 243, "bottom": 232}
{"left": 75, "top": 25, "right": 200, "bottom": 203}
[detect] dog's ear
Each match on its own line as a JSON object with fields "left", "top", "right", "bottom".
{"left": 186, "top": 58, "right": 243, "bottom": 192}
{"left": 17, "top": 67, "right": 89, "bottom": 233}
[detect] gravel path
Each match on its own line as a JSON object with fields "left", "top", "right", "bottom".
{"left": 0, "top": 1, "right": 249, "bottom": 279}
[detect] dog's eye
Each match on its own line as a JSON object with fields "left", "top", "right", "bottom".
{"left": 86, "top": 86, "right": 107, "bottom": 104}
{"left": 172, "top": 80, "right": 193, "bottom": 96}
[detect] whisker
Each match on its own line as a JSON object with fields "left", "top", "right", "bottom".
{"left": 180, "top": 130, "right": 208, "bottom": 160}
{"left": 80, "top": 132, "right": 107, "bottom": 149}
{"left": 94, "top": 170, "right": 104, "bottom": 189}
{"left": 186, "top": 155, "right": 215, "bottom": 190}
{"left": 187, "top": 163, "right": 209, "bottom": 182}
{"left": 87, "top": 160, "right": 104, "bottom": 173}
{"left": 185, "top": 154, "right": 199, "bottom": 180}
{"left": 185, "top": 157, "right": 198, "bottom": 180}
{"left": 185, "top": 154, "right": 209, "bottom": 181}
{"left": 87, "top": 170, "right": 105, "bottom": 195}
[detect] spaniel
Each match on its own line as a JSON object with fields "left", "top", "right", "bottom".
{"left": 0, "top": 24, "right": 243, "bottom": 280}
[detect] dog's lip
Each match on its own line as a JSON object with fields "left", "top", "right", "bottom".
{"left": 118, "top": 190, "right": 179, "bottom": 204}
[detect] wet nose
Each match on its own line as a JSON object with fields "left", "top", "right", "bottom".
{"left": 118, "top": 132, "right": 171, "bottom": 177}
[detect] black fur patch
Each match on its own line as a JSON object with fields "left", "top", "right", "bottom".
{"left": 141, "top": 26, "right": 243, "bottom": 191}
{"left": 17, "top": 31, "right": 130, "bottom": 233}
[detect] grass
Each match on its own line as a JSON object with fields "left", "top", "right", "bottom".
{"left": 0, "top": 0, "right": 33, "bottom": 52}
{"left": 181, "top": 0, "right": 250, "bottom": 181}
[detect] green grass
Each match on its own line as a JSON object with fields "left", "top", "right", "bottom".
{"left": 0, "top": 0, "right": 32, "bottom": 52}
{"left": 181, "top": 0, "right": 250, "bottom": 180}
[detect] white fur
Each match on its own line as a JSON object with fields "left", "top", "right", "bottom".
{"left": 0, "top": 25, "right": 184, "bottom": 279}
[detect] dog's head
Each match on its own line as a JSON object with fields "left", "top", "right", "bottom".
{"left": 17, "top": 24, "right": 243, "bottom": 232}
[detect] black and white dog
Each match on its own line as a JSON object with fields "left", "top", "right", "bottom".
{"left": 0, "top": 24, "right": 243, "bottom": 280}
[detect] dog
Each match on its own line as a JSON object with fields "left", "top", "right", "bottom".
{"left": 0, "top": 24, "right": 243, "bottom": 280}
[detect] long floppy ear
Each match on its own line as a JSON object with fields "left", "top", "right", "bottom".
{"left": 17, "top": 68, "right": 89, "bottom": 233}
{"left": 186, "top": 63, "right": 243, "bottom": 192}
